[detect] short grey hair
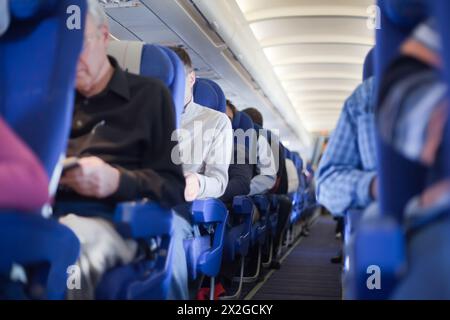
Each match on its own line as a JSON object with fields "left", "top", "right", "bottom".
{"left": 87, "top": 0, "right": 108, "bottom": 28}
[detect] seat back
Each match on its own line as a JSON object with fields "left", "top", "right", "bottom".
{"left": 231, "top": 111, "right": 257, "bottom": 166}
{"left": 363, "top": 48, "right": 374, "bottom": 81}
{"left": 431, "top": 1, "right": 450, "bottom": 176}
{"left": 0, "top": 0, "right": 86, "bottom": 299}
{"left": 193, "top": 78, "right": 226, "bottom": 113}
{"left": 0, "top": 0, "right": 86, "bottom": 188}
{"left": 107, "top": 41, "right": 185, "bottom": 128}
{"left": 375, "top": 0, "right": 429, "bottom": 220}
{"left": 375, "top": 0, "right": 428, "bottom": 91}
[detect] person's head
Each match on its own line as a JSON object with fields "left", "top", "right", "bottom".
{"left": 242, "top": 108, "right": 263, "bottom": 127}
{"left": 226, "top": 100, "right": 238, "bottom": 120}
{"left": 169, "top": 46, "right": 196, "bottom": 106}
{"left": 76, "top": 0, "right": 111, "bottom": 94}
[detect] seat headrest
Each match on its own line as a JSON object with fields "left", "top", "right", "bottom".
{"left": 381, "top": 0, "right": 428, "bottom": 30}
{"left": 363, "top": 48, "right": 374, "bottom": 81}
{"left": 10, "top": 0, "right": 59, "bottom": 20}
{"left": 232, "top": 111, "right": 254, "bottom": 131}
{"left": 0, "top": 0, "right": 10, "bottom": 36}
{"left": 141, "top": 45, "right": 174, "bottom": 85}
{"left": 193, "top": 78, "right": 226, "bottom": 113}
{"left": 108, "top": 41, "right": 175, "bottom": 84}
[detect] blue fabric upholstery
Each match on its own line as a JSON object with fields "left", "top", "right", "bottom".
{"left": 348, "top": 216, "right": 406, "bottom": 300}
{"left": 184, "top": 199, "right": 229, "bottom": 279}
{"left": 0, "top": 212, "right": 80, "bottom": 299}
{"left": 159, "top": 46, "right": 185, "bottom": 128}
{"left": 363, "top": 48, "right": 374, "bottom": 81}
{"left": 346, "top": 0, "right": 429, "bottom": 300}
{"left": 9, "top": 0, "right": 59, "bottom": 20}
{"left": 0, "top": 0, "right": 85, "bottom": 177}
{"left": 381, "top": 0, "right": 428, "bottom": 30}
{"left": 96, "top": 202, "right": 174, "bottom": 300}
{"left": 375, "top": 0, "right": 429, "bottom": 220}
{"left": 431, "top": 0, "right": 450, "bottom": 177}
{"left": 193, "top": 78, "right": 226, "bottom": 113}
{"left": 223, "top": 196, "right": 254, "bottom": 262}
{"left": 140, "top": 45, "right": 184, "bottom": 128}
{"left": 0, "top": 0, "right": 86, "bottom": 299}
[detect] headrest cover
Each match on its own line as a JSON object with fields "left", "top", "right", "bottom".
{"left": 141, "top": 45, "right": 174, "bottom": 85}
{"left": 107, "top": 41, "right": 144, "bottom": 75}
{"left": 0, "top": 0, "right": 10, "bottom": 36}
{"left": 193, "top": 78, "right": 226, "bottom": 113}
{"left": 381, "top": 0, "right": 428, "bottom": 30}
{"left": 10, "top": 0, "right": 59, "bottom": 20}
{"left": 363, "top": 48, "right": 374, "bottom": 81}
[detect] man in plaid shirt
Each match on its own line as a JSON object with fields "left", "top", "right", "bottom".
{"left": 316, "top": 76, "right": 378, "bottom": 217}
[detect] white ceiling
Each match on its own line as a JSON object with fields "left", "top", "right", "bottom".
{"left": 235, "top": 0, "right": 375, "bottom": 133}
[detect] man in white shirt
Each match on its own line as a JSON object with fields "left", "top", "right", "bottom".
{"left": 249, "top": 131, "right": 278, "bottom": 195}
{"left": 169, "top": 46, "right": 233, "bottom": 298}
{"left": 170, "top": 46, "right": 232, "bottom": 205}
{"left": 241, "top": 108, "right": 278, "bottom": 196}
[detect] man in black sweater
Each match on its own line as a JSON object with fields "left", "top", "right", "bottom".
{"left": 54, "top": 1, "right": 186, "bottom": 299}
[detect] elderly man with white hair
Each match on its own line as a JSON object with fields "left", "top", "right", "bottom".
{"left": 53, "top": 0, "right": 187, "bottom": 299}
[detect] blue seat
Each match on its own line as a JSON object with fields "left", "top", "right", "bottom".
{"left": 346, "top": 0, "right": 428, "bottom": 299}
{"left": 0, "top": 0, "right": 86, "bottom": 299}
{"left": 96, "top": 203, "right": 174, "bottom": 300}
{"left": 93, "top": 41, "right": 187, "bottom": 300}
{"left": 176, "top": 77, "right": 231, "bottom": 300}
{"left": 193, "top": 78, "right": 226, "bottom": 113}
{"left": 290, "top": 152, "right": 305, "bottom": 224}
{"left": 385, "top": 0, "right": 450, "bottom": 299}
{"left": 221, "top": 111, "right": 258, "bottom": 299}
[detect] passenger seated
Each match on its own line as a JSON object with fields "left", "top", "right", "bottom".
{"left": 316, "top": 69, "right": 377, "bottom": 217}
{"left": 168, "top": 46, "right": 232, "bottom": 299}
{"left": 242, "top": 108, "right": 292, "bottom": 268}
{"left": 53, "top": 0, "right": 185, "bottom": 299}
{"left": 0, "top": 117, "right": 49, "bottom": 211}
{"left": 241, "top": 108, "right": 277, "bottom": 195}
{"left": 169, "top": 46, "right": 233, "bottom": 206}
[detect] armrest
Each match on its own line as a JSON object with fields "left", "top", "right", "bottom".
{"left": 348, "top": 216, "right": 406, "bottom": 300}
{"left": 114, "top": 201, "right": 173, "bottom": 239}
{"left": 192, "top": 199, "right": 228, "bottom": 224}
{"left": 0, "top": 213, "right": 80, "bottom": 299}
{"left": 191, "top": 199, "right": 229, "bottom": 277}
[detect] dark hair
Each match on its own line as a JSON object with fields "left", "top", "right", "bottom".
{"left": 242, "top": 107, "right": 263, "bottom": 127}
{"left": 226, "top": 99, "right": 238, "bottom": 116}
{"left": 168, "top": 46, "right": 193, "bottom": 71}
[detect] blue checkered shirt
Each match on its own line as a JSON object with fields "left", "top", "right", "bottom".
{"left": 316, "top": 77, "right": 377, "bottom": 216}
